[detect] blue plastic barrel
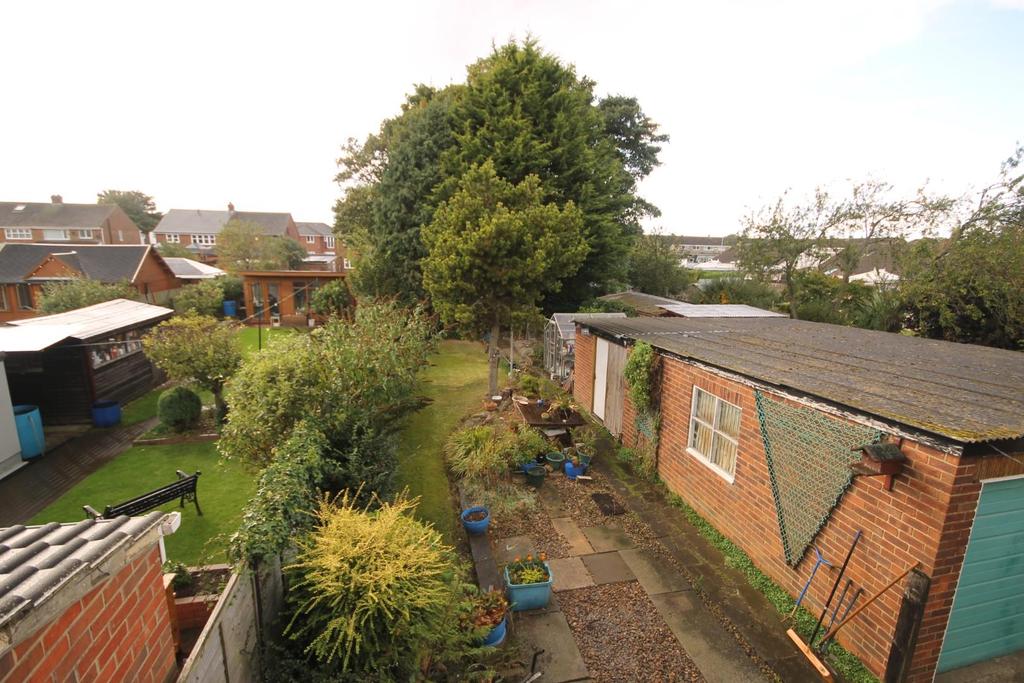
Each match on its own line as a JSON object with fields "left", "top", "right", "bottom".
{"left": 222, "top": 300, "right": 237, "bottom": 317}
{"left": 91, "top": 401, "right": 122, "bottom": 428}
{"left": 13, "top": 405, "right": 44, "bottom": 460}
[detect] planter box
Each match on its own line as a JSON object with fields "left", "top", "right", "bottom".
{"left": 504, "top": 562, "right": 553, "bottom": 611}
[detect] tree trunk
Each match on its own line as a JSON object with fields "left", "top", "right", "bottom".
{"left": 785, "top": 267, "right": 798, "bottom": 319}
{"left": 488, "top": 313, "right": 500, "bottom": 396}
{"left": 213, "top": 388, "right": 227, "bottom": 424}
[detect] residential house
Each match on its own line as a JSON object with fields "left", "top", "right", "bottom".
{"left": 0, "top": 512, "right": 179, "bottom": 682}
{"left": 152, "top": 204, "right": 302, "bottom": 262}
{"left": 0, "top": 244, "right": 179, "bottom": 322}
{"left": 0, "top": 299, "right": 174, "bottom": 423}
{"left": 670, "top": 235, "right": 733, "bottom": 265}
{"left": 574, "top": 315, "right": 1024, "bottom": 682}
{"left": 0, "top": 196, "right": 143, "bottom": 245}
{"left": 296, "top": 221, "right": 355, "bottom": 272}
{"left": 240, "top": 270, "right": 347, "bottom": 326}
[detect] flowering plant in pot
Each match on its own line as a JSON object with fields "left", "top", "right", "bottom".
{"left": 504, "top": 554, "right": 553, "bottom": 611}
{"left": 471, "top": 589, "right": 510, "bottom": 646}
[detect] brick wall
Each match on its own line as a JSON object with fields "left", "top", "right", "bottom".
{"left": 575, "top": 333, "right": 981, "bottom": 682}
{"left": 572, "top": 328, "right": 595, "bottom": 413}
{"left": 0, "top": 544, "right": 177, "bottom": 683}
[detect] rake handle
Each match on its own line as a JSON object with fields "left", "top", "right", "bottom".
{"left": 819, "top": 563, "right": 918, "bottom": 644}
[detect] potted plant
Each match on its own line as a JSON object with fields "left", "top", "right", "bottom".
{"left": 564, "top": 448, "right": 588, "bottom": 480}
{"left": 573, "top": 425, "right": 598, "bottom": 467}
{"left": 504, "top": 554, "right": 553, "bottom": 611}
{"left": 524, "top": 462, "right": 547, "bottom": 488}
{"left": 545, "top": 450, "right": 565, "bottom": 470}
{"left": 460, "top": 505, "right": 491, "bottom": 535}
{"left": 472, "top": 589, "right": 510, "bottom": 646}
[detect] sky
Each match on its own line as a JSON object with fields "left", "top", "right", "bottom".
{"left": 1, "top": 0, "right": 1022, "bottom": 235}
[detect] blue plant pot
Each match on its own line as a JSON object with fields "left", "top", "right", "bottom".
{"left": 91, "top": 401, "right": 121, "bottom": 428}
{"left": 504, "top": 562, "right": 553, "bottom": 611}
{"left": 481, "top": 614, "right": 508, "bottom": 646}
{"left": 564, "top": 460, "right": 588, "bottom": 480}
{"left": 461, "top": 506, "right": 490, "bottom": 535}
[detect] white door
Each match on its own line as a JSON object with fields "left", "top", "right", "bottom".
{"left": 593, "top": 338, "right": 609, "bottom": 419}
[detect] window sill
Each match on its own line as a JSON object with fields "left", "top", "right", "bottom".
{"left": 686, "top": 447, "right": 736, "bottom": 484}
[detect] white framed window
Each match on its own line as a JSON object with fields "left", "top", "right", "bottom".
{"left": 191, "top": 234, "right": 216, "bottom": 246}
{"left": 325, "top": 236, "right": 335, "bottom": 249}
{"left": 164, "top": 233, "right": 180, "bottom": 243}
{"left": 305, "top": 235, "right": 317, "bottom": 244}
{"left": 76, "top": 229, "right": 94, "bottom": 239}
{"left": 0, "top": 287, "right": 7, "bottom": 311}
{"left": 343, "top": 258, "right": 352, "bottom": 270}
{"left": 4, "top": 228, "right": 32, "bottom": 240}
{"left": 117, "top": 230, "right": 124, "bottom": 241}
{"left": 42, "top": 229, "right": 69, "bottom": 241}
{"left": 687, "top": 387, "right": 741, "bottom": 482}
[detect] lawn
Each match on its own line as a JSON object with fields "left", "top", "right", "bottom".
{"left": 392, "top": 340, "right": 496, "bottom": 542}
{"left": 236, "top": 326, "right": 299, "bottom": 356}
{"left": 120, "top": 387, "right": 162, "bottom": 426}
{"left": 29, "top": 441, "right": 256, "bottom": 566}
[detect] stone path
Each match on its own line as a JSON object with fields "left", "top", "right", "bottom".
{"left": 471, "top": 462, "right": 822, "bottom": 683}
{"left": 0, "top": 418, "right": 158, "bottom": 526}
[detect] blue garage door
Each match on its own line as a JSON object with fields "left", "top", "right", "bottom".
{"left": 937, "top": 476, "right": 1024, "bottom": 673}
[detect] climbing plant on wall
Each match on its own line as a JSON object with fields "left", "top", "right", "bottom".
{"left": 623, "top": 341, "right": 661, "bottom": 472}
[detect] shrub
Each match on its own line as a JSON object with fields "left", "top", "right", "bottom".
{"left": 446, "top": 426, "right": 506, "bottom": 487}
{"left": 157, "top": 386, "right": 202, "bottom": 432}
{"left": 311, "top": 279, "right": 356, "bottom": 319}
{"left": 623, "top": 341, "right": 656, "bottom": 414}
{"left": 284, "top": 493, "right": 476, "bottom": 677}
{"left": 38, "top": 278, "right": 137, "bottom": 314}
{"left": 173, "top": 279, "right": 224, "bottom": 316}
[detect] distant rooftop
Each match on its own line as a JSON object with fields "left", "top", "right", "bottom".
{"left": 0, "top": 243, "right": 153, "bottom": 284}
{"left": 658, "top": 303, "right": 785, "bottom": 318}
{"left": 0, "top": 202, "right": 117, "bottom": 229}
{"left": 296, "top": 221, "right": 332, "bottom": 237}
{"left": 155, "top": 208, "right": 293, "bottom": 236}
{"left": 597, "top": 291, "right": 683, "bottom": 316}
{"left": 162, "top": 257, "right": 225, "bottom": 280}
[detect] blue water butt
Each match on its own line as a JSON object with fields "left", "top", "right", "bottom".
{"left": 222, "top": 300, "right": 238, "bottom": 317}
{"left": 13, "top": 405, "right": 44, "bottom": 460}
{"left": 91, "top": 401, "right": 121, "bottom": 428}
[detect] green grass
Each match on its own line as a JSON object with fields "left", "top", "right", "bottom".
{"left": 392, "top": 340, "right": 495, "bottom": 542}
{"left": 236, "top": 326, "right": 299, "bottom": 356}
{"left": 121, "top": 387, "right": 163, "bottom": 426}
{"left": 29, "top": 441, "right": 256, "bottom": 566}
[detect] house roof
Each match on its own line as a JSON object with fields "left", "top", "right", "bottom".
{"left": 0, "top": 244, "right": 153, "bottom": 284}
{"left": 578, "top": 316, "right": 1024, "bottom": 444}
{"left": 658, "top": 303, "right": 786, "bottom": 318}
{"left": 597, "top": 291, "right": 683, "bottom": 316}
{"left": 551, "top": 312, "right": 627, "bottom": 341}
{"left": 154, "top": 209, "right": 293, "bottom": 236}
{"left": 0, "top": 202, "right": 116, "bottom": 229}
{"left": 296, "top": 222, "right": 331, "bottom": 237}
{"left": 8, "top": 298, "right": 173, "bottom": 343}
{"left": 0, "top": 513, "right": 165, "bottom": 629}
{"left": 675, "top": 236, "right": 731, "bottom": 246}
{"left": 162, "top": 257, "right": 224, "bottom": 280}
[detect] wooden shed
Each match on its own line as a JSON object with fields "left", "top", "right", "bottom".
{"left": 239, "top": 270, "right": 347, "bottom": 327}
{"left": 0, "top": 299, "right": 173, "bottom": 424}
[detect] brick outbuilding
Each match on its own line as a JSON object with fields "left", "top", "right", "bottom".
{"left": 573, "top": 315, "right": 1024, "bottom": 682}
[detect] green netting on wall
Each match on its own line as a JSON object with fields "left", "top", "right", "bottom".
{"left": 755, "top": 391, "right": 880, "bottom": 566}
{"left": 635, "top": 411, "right": 660, "bottom": 441}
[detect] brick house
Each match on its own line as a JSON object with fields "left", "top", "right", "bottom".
{"left": 0, "top": 197, "right": 143, "bottom": 246}
{"left": 296, "top": 222, "right": 354, "bottom": 272}
{"left": 0, "top": 244, "right": 179, "bottom": 322}
{"left": 152, "top": 205, "right": 302, "bottom": 263}
{"left": 0, "top": 512, "right": 179, "bottom": 682}
{"left": 574, "top": 315, "right": 1024, "bottom": 682}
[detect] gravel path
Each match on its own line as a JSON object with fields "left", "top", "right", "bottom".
{"left": 559, "top": 582, "right": 704, "bottom": 683}
{"left": 490, "top": 492, "right": 572, "bottom": 559}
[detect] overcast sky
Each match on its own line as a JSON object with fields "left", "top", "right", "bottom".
{"left": 2, "top": 0, "right": 1022, "bottom": 235}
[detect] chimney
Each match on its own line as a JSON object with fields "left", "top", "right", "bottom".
{"left": 227, "top": 202, "right": 235, "bottom": 212}
{"left": 51, "top": 194, "right": 63, "bottom": 204}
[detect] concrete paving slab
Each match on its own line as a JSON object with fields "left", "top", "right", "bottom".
{"left": 537, "top": 485, "right": 570, "bottom": 517}
{"left": 547, "top": 557, "right": 595, "bottom": 592}
{"left": 467, "top": 532, "right": 502, "bottom": 592}
{"left": 551, "top": 517, "right": 595, "bottom": 556}
{"left": 580, "top": 551, "right": 636, "bottom": 585}
{"left": 494, "top": 535, "right": 536, "bottom": 566}
{"left": 651, "top": 591, "right": 764, "bottom": 682}
{"left": 619, "top": 548, "right": 691, "bottom": 595}
{"left": 513, "top": 611, "right": 589, "bottom": 683}
{"left": 580, "top": 525, "right": 635, "bottom": 553}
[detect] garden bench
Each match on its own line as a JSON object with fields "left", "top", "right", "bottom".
{"left": 83, "top": 470, "right": 202, "bottom": 519}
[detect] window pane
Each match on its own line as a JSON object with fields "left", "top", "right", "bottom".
{"left": 690, "top": 420, "right": 713, "bottom": 456}
{"left": 718, "top": 401, "right": 741, "bottom": 439}
{"left": 711, "top": 436, "right": 738, "bottom": 475}
{"left": 695, "top": 389, "right": 715, "bottom": 423}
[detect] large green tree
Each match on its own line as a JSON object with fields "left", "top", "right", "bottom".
{"left": 422, "top": 162, "right": 587, "bottom": 394}
{"left": 97, "top": 190, "right": 162, "bottom": 235}
{"left": 628, "top": 232, "right": 694, "bottom": 296}
{"left": 215, "top": 220, "right": 303, "bottom": 271}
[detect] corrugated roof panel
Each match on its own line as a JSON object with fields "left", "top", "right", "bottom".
{"left": 10, "top": 299, "right": 173, "bottom": 342}
{"left": 658, "top": 303, "right": 786, "bottom": 318}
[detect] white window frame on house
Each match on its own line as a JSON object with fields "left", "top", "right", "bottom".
{"left": 191, "top": 234, "right": 216, "bottom": 246}
{"left": 4, "top": 228, "right": 32, "bottom": 240}
{"left": 343, "top": 258, "right": 352, "bottom": 270}
{"left": 16, "top": 284, "right": 32, "bottom": 310}
{"left": 325, "top": 236, "right": 335, "bottom": 249}
{"left": 0, "top": 287, "right": 7, "bottom": 311}
{"left": 42, "top": 229, "right": 70, "bottom": 241}
{"left": 76, "top": 229, "right": 94, "bottom": 239}
{"left": 164, "top": 233, "right": 180, "bottom": 243}
{"left": 686, "top": 386, "right": 741, "bottom": 483}
{"left": 305, "top": 235, "right": 317, "bottom": 244}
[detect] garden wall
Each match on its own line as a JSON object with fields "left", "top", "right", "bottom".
{"left": 573, "top": 330, "right": 982, "bottom": 682}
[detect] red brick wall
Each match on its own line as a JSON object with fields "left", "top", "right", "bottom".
{"left": 134, "top": 250, "right": 180, "bottom": 297}
{"left": 0, "top": 544, "right": 177, "bottom": 683}
{"left": 572, "top": 328, "right": 596, "bottom": 413}
{"left": 574, "top": 335, "right": 981, "bottom": 682}
{"left": 106, "top": 208, "right": 144, "bottom": 244}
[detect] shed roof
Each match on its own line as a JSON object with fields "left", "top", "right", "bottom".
{"left": 658, "top": 303, "right": 786, "bottom": 318}
{"left": 0, "top": 202, "right": 117, "bottom": 229}
{"left": 162, "top": 257, "right": 224, "bottom": 280}
{"left": 0, "top": 244, "right": 153, "bottom": 284}
{"left": 0, "top": 513, "right": 165, "bottom": 628}
{"left": 551, "top": 312, "right": 627, "bottom": 341}
{"left": 9, "top": 299, "right": 173, "bottom": 343}
{"left": 597, "top": 291, "right": 683, "bottom": 315}
{"left": 578, "top": 316, "right": 1024, "bottom": 444}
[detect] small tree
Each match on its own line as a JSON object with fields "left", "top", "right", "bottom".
{"left": 156, "top": 242, "right": 193, "bottom": 258}
{"left": 173, "top": 279, "right": 223, "bottom": 316}
{"left": 216, "top": 219, "right": 295, "bottom": 271}
{"left": 627, "top": 232, "right": 694, "bottom": 297}
{"left": 143, "top": 314, "right": 242, "bottom": 421}
{"left": 422, "top": 161, "right": 588, "bottom": 394}
{"left": 272, "top": 237, "right": 309, "bottom": 270}
{"left": 310, "top": 279, "right": 356, "bottom": 320}
{"left": 38, "top": 279, "right": 137, "bottom": 314}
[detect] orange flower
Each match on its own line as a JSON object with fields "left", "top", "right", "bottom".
{"left": 526, "top": 554, "right": 533, "bottom": 562}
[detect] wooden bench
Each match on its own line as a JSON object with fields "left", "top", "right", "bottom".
{"left": 84, "top": 470, "right": 202, "bottom": 519}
